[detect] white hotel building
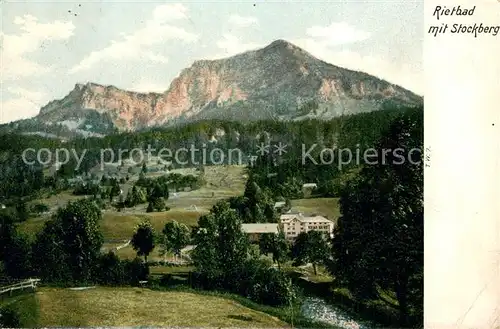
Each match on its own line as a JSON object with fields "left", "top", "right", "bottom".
{"left": 279, "top": 213, "right": 334, "bottom": 241}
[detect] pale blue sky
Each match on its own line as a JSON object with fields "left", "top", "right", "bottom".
{"left": 1, "top": 0, "right": 423, "bottom": 123}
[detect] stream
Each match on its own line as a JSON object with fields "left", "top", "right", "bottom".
{"left": 301, "top": 297, "right": 375, "bottom": 329}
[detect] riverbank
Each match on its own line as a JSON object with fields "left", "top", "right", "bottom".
{"left": 148, "top": 283, "right": 335, "bottom": 329}
{"left": 301, "top": 297, "right": 376, "bottom": 329}
{"left": 291, "top": 274, "right": 402, "bottom": 328}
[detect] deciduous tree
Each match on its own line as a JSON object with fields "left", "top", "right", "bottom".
{"left": 291, "top": 230, "right": 329, "bottom": 275}
{"left": 259, "top": 232, "right": 289, "bottom": 270}
{"left": 131, "top": 220, "right": 156, "bottom": 263}
{"left": 192, "top": 201, "right": 249, "bottom": 280}
{"left": 56, "top": 199, "right": 104, "bottom": 282}
{"left": 160, "top": 221, "right": 191, "bottom": 262}
{"left": 330, "top": 108, "right": 423, "bottom": 326}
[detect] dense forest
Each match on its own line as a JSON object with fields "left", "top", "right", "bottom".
{"left": 0, "top": 105, "right": 420, "bottom": 204}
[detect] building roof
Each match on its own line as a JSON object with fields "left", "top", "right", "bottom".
{"left": 280, "top": 213, "right": 332, "bottom": 224}
{"left": 302, "top": 183, "right": 317, "bottom": 188}
{"left": 241, "top": 223, "right": 279, "bottom": 234}
{"left": 274, "top": 201, "right": 286, "bottom": 208}
{"left": 280, "top": 213, "right": 301, "bottom": 221}
{"left": 301, "top": 215, "right": 331, "bottom": 223}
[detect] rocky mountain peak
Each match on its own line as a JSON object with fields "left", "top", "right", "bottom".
{"left": 262, "top": 39, "right": 302, "bottom": 52}
{"left": 30, "top": 40, "right": 422, "bottom": 135}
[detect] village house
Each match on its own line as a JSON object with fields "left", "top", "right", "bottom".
{"left": 240, "top": 213, "right": 334, "bottom": 243}
{"left": 241, "top": 223, "right": 279, "bottom": 242}
{"left": 279, "top": 212, "right": 334, "bottom": 241}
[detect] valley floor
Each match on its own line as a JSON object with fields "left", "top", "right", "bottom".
{"left": 18, "top": 165, "right": 341, "bottom": 242}
{"left": 9, "top": 165, "right": 349, "bottom": 328}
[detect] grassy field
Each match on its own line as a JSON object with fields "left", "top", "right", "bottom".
{"left": 34, "top": 287, "right": 287, "bottom": 327}
{"left": 17, "top": 217, "right": 47, "bottom": 238}
{"left": 18, "top": 166, "right": 339, "bottom": 255}
{"left": 19, "top": 165, "right": 247, "bottom": 239}
{"left": 100, "top": 209, "right": 206, "bottom": 240}
{"left": 20, "top": 196, "right": 340, "bottom": 240}
{"left": 0, "top": 292, "right": 39, "bottom": 327}
{"left": 20, "top": 192, "right": 86, "bottom": 237}
{"left": 284, "top": 263, "right": 334, "bottom": 284}
{"left": 290, "top": 198, "right": 340, "bottom": 222}
{"left": 149, "top": 265, "right": 195, "bottom": 276}
{"left": 20, "top": 208, "right": 206, "bottom": 241}
{"left": 101, "top": 244, "right": 177, "bottom": 263}
{"left": 31, "top": 191, "right": 84, "bottom": 210}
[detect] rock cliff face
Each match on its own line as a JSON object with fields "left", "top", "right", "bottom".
{"left": 38, "top": 83, "right": 164, "bottom": 131}
{"left": 34, "top": 39, "right": 422, "bottom": 132}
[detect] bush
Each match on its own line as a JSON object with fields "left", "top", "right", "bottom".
{"left": 159, "top": 274, "right": 174, "bottom": 286}
{"left": 123, "top": 258, "right": 149, "bottom": 285}
{"left": 236, "top": 259, "right": 294, "bottom": 306}
{"left": 96, "top": 252, "right": 126, "bottom": 285}
{"left": 73, "top": 182, "right": 100, "bottom": 196}
{"left": 15, "top": 202, "right": 29, "bottom": 222}
{"left": 0, "top": 307, "right": 21, "bottom": 328}
{"left": 96, "top": 253, "right": 150, "bottom": 286}
{"left": 152, "top": 197, "right": 166, "bottom": 212}
{"left": 3, "top": 232, "right": 33, "bottom": 279}
{"left": 189, "top": 271, "right": 224, "bottom": 291}
{"left": 249, "top": 266, "right": 293, "bottom": 306}
{"left": 191, "top": 259, "right": 295, "bottom": 307}
{"left": 31, "top": 202, "right": 49, "bottom": 214}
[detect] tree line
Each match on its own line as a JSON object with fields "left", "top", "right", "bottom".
{"left": 0, "top": 105, "right": 405, "bottom": 203}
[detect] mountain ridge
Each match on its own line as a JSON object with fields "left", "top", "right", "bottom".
{"left": 5, "top": 39, "right": 423, "bottom": 136}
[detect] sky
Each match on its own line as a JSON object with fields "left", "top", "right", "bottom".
{"left": 0, "top": 0, "right": 423, "bottom": 124}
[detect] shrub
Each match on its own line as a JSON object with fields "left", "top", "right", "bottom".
{"left": 249, "top": 266, "right": 293, "bottom": 306}
{"left": 31, "top": 203, "right": 50, "bottom": 214}
{"left": 0, "top": 307, "right": 21, "bottom": 328}
{"left": 190, "top": 259, "right": 295, "bottom": 307}
{"left": 160, "top": 274, "right": 174, "bottom": 286}
{"left": 96, "top": 252, "right": 126, "bottom": 285}
{"left": 123, "top": 258, "right": 149, "bottom": 285}
{"left": 152, "top": 197, "right": 166, "bottom": 212}
{"left": 73, "top": 182, "right": 101, "bottom": 196}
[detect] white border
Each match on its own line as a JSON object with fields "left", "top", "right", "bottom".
{"left": 424, "top": 0, "right": 500, "bottom": 328}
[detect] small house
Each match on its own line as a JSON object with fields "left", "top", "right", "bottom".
{"left": 241, "top": 223, "right": 279, "bottom": 242}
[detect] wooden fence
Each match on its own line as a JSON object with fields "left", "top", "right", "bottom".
{"left": 0, "top": 278, "right": 41, "bottom": 296}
